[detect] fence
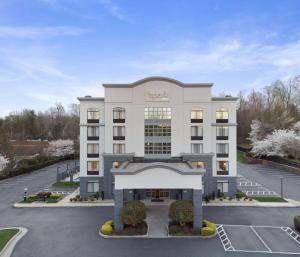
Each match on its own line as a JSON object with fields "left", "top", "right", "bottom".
{"left": 56, "top": 161, "right": 80, "bottom": 182}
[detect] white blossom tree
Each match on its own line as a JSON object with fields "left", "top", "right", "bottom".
{"left": 46, "top": 139, "right": 74, "bottom": 157}
{"left": 0, "top": 155, "right": 9, "bottom": 171}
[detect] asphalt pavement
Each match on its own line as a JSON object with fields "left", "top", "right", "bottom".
{"left": 0, "top": 160, "right": 299, "bottom": 257}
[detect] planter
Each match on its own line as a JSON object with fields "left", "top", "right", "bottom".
{"left": 99, "top": 223, "right": 149, "bottom": 238}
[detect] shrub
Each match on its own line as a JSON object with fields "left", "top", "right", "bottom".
{"left": 294, "top": 215, "right": 300, "bottom": 232}
{"left": 121, "top": 201, "right": 146, "bottom": 227}
{"left": 49, "top": 193, "right": 61, "bottom": 199}
{"left": 236, "top": 190, "right": 246, "bottom": 199}
{"left": 101, "top": 223, "right": 113, "bottom": 235}
{"left": 37, "top": 192, "right": 51, "bottom": 201}
{"left": 104, "top": 220, "right": 113, "bottom": 226}
{"left": 169, "top": 200, "right": 193, "bottom": 226}
{"left": 201, "top": 227, "right": 215, "bottom": 236}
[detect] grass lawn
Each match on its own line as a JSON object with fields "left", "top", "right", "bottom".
{"left": 252, "top": 196, "right": 287, "bottom": 202}
{"left": 0, "top": 229, "right": 19, "bottom": 252}
{"left": 52, "top": 181, "right": 79, "bottom": 187}
{"left": 237, "top": 150, "right": 249, "bottom": 164}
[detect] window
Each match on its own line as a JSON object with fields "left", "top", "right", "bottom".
{"left": 87, "top": 108, "right": 100, "bottom": 123}
{"left": 192, "top": 161, "right": 205, "bottom": 169}
{"left": 216, "top": 126, "right": 229, "bottom": 140}
{"left": 217, "top": 161, "right": 229, "bottom": 175}
{"left": 145, "top": 124, "right": 171, "bottom": 137}
{"left": 87, "top": 126, "right": 99, "bottom": 140}
{"left": 87, "top": 161, "right": 99, "bottom": 175}
{"left": 217, "top": 180, "right": 229, "bottom": 193}
{"left": 216, "top": 108, "right": 228, "bottom": 123}
{"left": 144, "top": 107, "right": 171, "bottom": 120}
{"left": 112, "top": 161, "right": 122, "bottom": 168}
{"left": 216, "top": 143, "right": 229, "bottom": 157}
{"left": 191, "top": 143, "right": 203, "bottom": 154}
{"left": 113, "top": 126, "right": 125, "bottom": 140}
{"left": 191, "top": 126, "right": 203, "bottom": 140}
{"left": 87, "top": 144, "right": 99, "bottom": 157}
{"left": 113, "top": 107, "right": 125, "bottom": 123}
{"left": 113, "top": 144, "right": 125, "bottom": 154}
{"left": 191, "top": 109, "right": 203, "bottom": 123}
{"left": 87, "top": 180, "right": 100, "bottom": 193}
{"left": 144, "top": 142, "right": 171, "bottom": 155}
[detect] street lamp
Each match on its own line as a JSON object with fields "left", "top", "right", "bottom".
{"left": 24, "top": 187, "right": 28, "bottom": 201}
{"left": 280, "top": 176, "right": 284, "bottom": 198}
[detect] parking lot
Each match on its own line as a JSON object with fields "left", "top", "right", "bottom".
{"left": 237, "top": 174, "right": 278, "bottom": 197}
{"left": 217, "top": 224, "right": 300, "bottom": 255}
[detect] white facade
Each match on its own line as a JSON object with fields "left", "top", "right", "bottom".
{"left": 78, "top": 77, "right": 238, "bottom": 198}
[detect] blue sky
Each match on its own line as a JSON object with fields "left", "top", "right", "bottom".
{"left": 0, "top": 0, "right": 300, "bottom": 117}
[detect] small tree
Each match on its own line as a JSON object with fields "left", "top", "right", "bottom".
{"left": 46, "top": 139, "right": 74, "bottom": 157}
{"left": 169, "top": 200, "right": 193, "bottom": 226}
{"left": 121, "top": 201, "right": 146, "bottom": 227}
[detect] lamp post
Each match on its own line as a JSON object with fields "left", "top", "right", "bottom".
{"left": 280, "top": 176, "right": 284, "bottom": 198}
{"left": 24, "top": 187, "right": 28, "bottom": 201}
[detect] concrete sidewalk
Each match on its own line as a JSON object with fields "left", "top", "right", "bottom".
{"left": 145, "top": 205, "right": 169, "bottom": 238}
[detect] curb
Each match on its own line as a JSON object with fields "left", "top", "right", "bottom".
{"left": 0, "top": 227, "right": 28, "bottom": 257}
{"left": 167, "top": 231, "right": 217, "bottom": 239}
{"left": 13, "top": 202, "right": 114, "bottom": 208}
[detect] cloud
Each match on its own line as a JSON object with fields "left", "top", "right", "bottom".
{"left": 129, "top": 39, "right": 300, "bottom": 75}
{"left": 96, "top": 0, "right": 127, "bottom": 21}
{"left": 0, "top": 26, "right": 88, "bottom": 39}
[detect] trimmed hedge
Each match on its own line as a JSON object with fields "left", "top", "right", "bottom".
{"left": 121, "top": 201, "right": 146, "bottom": 227}
{"left": 294, "top": 215, "right": 300, "bottom": 232}
{"left": 101, "top": 221, "right": 113, "bottom": 235}
{"left": 169, "top": 200, "right": 193, "bottom": 226}
{"left": 201, "top": 220, "right": 216, "bottom": 236}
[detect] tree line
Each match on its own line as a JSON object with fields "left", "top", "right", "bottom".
{"left": 237, "top": 75, "right": 300, "bottom": 145}
{"left": 0, "top": 103, "right": 79, "bottom": 157}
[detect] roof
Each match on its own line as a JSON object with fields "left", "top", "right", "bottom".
{"left": 212, "top": 96, "right": 239, "bottom": 101}
{"left": 103, "top": 76, "right": 213, "bottom": 88}
{"left": 77, "top": 96, "right": 104, "bottom": 101}
{"left": 111, "top": 161, "right": 205, "bottom": 175}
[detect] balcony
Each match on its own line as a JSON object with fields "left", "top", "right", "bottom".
{"left": 216, "top": 119, "right": 228, "bottom": 123}
{"left": 113, "top": 136, "right": 125, "bottom": 140}
{"left": 191, "top": 119, "right": 203, "bottom": 123}
{"left": 191, "top": 136, "right": 203, "bottom": 140}
{"left": 87, "top": 153, "right": 99, "bottom": 158}
{"left": 87, "top": 136, "right": 99, "bottom": 141}
{"left": 87, "top": 171, "right": 99, "bottom": 175}
{"left": 113, "top": 118, "right": 125, "bottom": 123}
{"left": 217, "top": 153, "right": 229, "bottom": 158}
{"left": 217, "top": 170, "right": 229, "bottom": 175}
{"left": 87, "top": 119, "right": 99, "bottom": 124}
{"left": 216, "top": 136, "right": 228, "bottom": 140}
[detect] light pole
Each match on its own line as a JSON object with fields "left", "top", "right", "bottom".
{"left": 280, "top": 176, "right": 284, "bottom": 198}
{"left": 24, "top": 187, "right": 28, "bottom": 201}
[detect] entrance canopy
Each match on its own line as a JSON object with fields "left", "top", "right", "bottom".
{"left": 111, "top": 162, "right": 205, "bottom": 190}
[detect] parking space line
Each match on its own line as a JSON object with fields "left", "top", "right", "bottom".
{"left": 250, "top": 226, "right": 272, "bottom": 252}
{"left": 281, "top": 227, "right": 300, "bottom": 245}
{"left": 216, "top": 225, "right": 234, "bottom": 251}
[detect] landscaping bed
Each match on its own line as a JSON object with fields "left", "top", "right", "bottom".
{"left": 0, "top": 229, "right": 19, "bottom": 252}
{"left": 168, "top": 220, "right": 216, "bottom": 237}
{"left": 20, "top": 192, "right": 62, "bottom": 204}
{"left": 52, "top": 181, "right": 79, "bottom": 187}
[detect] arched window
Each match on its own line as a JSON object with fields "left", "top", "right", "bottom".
{"left": 113, "top": 107, "right": 125, "bottom": 123}
{"left": 216, "top": 108, "right": 228, "bottom": 123}
{"left": 190, "top": 108, "right": 203, "bottom": 123}
{"left": 87, "top": 108, "right": 99, "bottom": 123}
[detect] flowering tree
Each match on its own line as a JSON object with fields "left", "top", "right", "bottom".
{"left": 250, "top": 124, "right": 300, "bottom": 159}
{"left": 46, "top": 139, "right": 74, "bottom": 157}
{"left": 0, "top": 155, "right": 9, "bottom": 171}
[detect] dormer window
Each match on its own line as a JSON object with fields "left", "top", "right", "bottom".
{"left": 113, "top": 107, "right": 125, "bottom": 123}
{"left": 191, "top": 109, "right": 203, "bottom": 123}
{"left": 216, "top": 108, "right": 228, "bottom": 123}
{"left": 87, "top": 108, "right": 100, "bottom": 123}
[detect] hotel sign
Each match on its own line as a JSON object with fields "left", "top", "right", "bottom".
{"left": 145, "top": 90, "right": 169, "bottom": 102}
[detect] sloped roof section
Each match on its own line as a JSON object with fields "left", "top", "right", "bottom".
{"left": 103, "top": 76, "right": 213, "bottom": 88}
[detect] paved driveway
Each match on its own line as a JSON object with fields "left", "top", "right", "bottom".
{"left": 145, "top": 204, "right": 169, "bottom": 237}
{"left": 238, "top": 163, "right": 300, "bottom": 201}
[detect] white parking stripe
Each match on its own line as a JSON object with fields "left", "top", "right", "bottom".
{"left": 250, "top": 226, "right": 272, "bottom": 252}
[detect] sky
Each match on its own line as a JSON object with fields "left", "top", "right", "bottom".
{"left": 0, "top": 0, "right": 300, "bottom": 117}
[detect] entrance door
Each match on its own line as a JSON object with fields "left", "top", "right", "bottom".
{"left": 146, "top": 189, "right": 170, "bottom": 199}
